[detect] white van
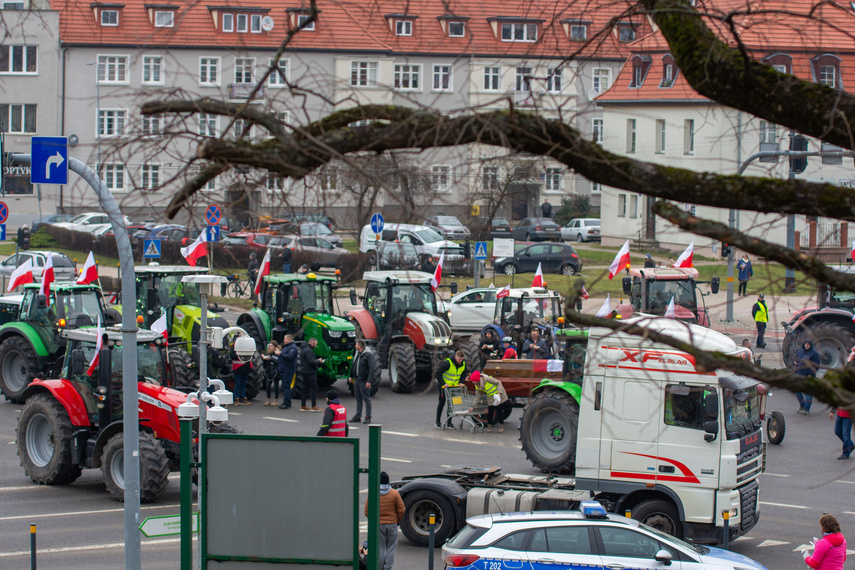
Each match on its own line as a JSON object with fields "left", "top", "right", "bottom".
{"left": 359, "top": 223, "right": 464, "bottom": 263}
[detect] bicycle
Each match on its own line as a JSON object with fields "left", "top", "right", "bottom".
{"left": 225, "top": 273, "right": 254, "bottom": 298}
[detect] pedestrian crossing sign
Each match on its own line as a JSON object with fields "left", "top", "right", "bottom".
{"left": 474, "top": 241, "right": 488, "bottom": 260}
{"left": 143, "top": 239, "right": 162, "bottom": 258}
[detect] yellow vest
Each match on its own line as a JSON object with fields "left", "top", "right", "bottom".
{"left": 442, "top": 359, "right": 465, "bottom": 386}
{"left": 478, "top": 379, "right": 497, "bottom": 396}
{"left": 754, "top": 302, "right": 768, "bottom": 323}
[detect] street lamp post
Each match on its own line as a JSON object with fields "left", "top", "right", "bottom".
{"left": 86, "top": 60, "right": 101, "bottom": 172}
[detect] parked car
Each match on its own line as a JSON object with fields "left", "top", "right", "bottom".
{"left": 222, "top": 232, "right": 274, "bottom": 249}
{"left": 376, "top": 242, "right": 420, "bottom": 270}
{"left": 562, "top": 218, "right": 601, "bottom": 242}
{"left": 511, "top": 217, "right": 562, "bottom": 242}
{"left": 424, "top": 215, "right": 471, "bottom": 240}
{"left": 159, "top": 227, "right": 203, "bottom": 246}
{"left": 131, "top": 224, "right": 185, "bottom": 248}
{"left": 493, "top": 242, "right": 581, "bottom": 275}
{"left": 359, "top": 223, "right": 464, "bottom": 265}
{"left": 282, "top": 212, "right": 334, "bottom": 230}
{"left": 52, "top": 212, "right": 132, "bottom": 232}
{"left": 298, "top": 222, "right": 343, "bottom": 248}
{"left": 268, "top": 234, "right": 348, "bottom": 268}
{"left": 0, "top": 251, "right": 77, "bottom": 283}
{"left": 31, "top": 214, "right": 73, "bottom": 232}
{"left": 437, "top": 287, "right": 498, "bottom": 331}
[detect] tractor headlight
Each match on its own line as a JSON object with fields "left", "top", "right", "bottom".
{"left": 347, "top": 330, "right": 356, "bottom": 338}
{"left": 328, "top": 330, "right": 342, "bottom": 338}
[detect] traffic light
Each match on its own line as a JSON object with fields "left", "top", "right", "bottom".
{"left": 720, "top": 242, "right": 731, "bottom": 258}
{"left": 789, "top": 134, "right": 808, "bottom": 174}
{"left": 18, "top": 227, "right": 30, "bottom": 250}
{"left": 462, "top": 240, "right": 471, "bottom": 259}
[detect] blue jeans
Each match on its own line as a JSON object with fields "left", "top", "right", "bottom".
{"left": 283, "top": 262, "right": 291, "bottom": 273}
{"left": 233, "top": 372, "right": 248, "bottom": 400}
{"left": 796, "top": 392, "right": 813, "bottom": 411}
{"left": 835, "top": 415, "right": 853, "bottom": 456}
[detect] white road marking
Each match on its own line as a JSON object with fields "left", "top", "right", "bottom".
{"left": 0, "top": 538, "right": 180, "bottom": 558}
{"left": 844, "top": 511, "right": 855, "bottom": 515}
{"left": 443, "top": 438, "right": 487, "bottom": 445}
{"left": 760, "top": 501, "right": 808, "bottom": 509}
{"left": 262, "top": 416, "right": 299, "bottom": 423}
{"left": 380, "top": 457, "right": 412, "bottom": 463}
{"left": 762, "top": 473, "right": 790, "bottom": 478}
{"left": 0, "top": 504, "right": 175, "bottom": 522}
{"left": 383, "top": 431, "right": 419, "bottom": 437}
{"left": 732, "top": 536, "right": 753, "bottom": 542}
{"left": 835, "top": 480, "right": 855, "bottom": 485}
{"left": 0, "top": 481, "right": 103, "bottom": 492}
{"left": 758, "top": 539, "right": 790, "bottom": 547}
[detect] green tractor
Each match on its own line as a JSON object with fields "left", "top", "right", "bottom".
{"left": 0, "top": 283, "right": 113, "bottom": 403}
{"left": 237, "top": 273, "right": 356, "bottom": 393}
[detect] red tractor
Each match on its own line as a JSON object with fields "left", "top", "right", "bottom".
{"left": 15, "top": 328, "right": 215, "bottom": 503}
{"left": 618, "top": 267, "right": 719, "bottom": 326}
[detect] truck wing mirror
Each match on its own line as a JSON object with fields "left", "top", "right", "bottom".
{"left": 710, "top": 276, "right": 720, "bottom": 294}
{"left": 349, "top": 289, "right": 357, "bottom": 306}
{"left": 704, "top": 393, "right": 718, "bottom": 419}
{"left": 36, "top": 294, "right": 48, "bottom": 309}
{"left": 622, "top": 277, "right": 632, "bottom": 295}
{"left": 704, "top": 420, "right": 719, "bottom": 442}
{"left": 450, "top": 282, "right": 458, "bottom": 295}
{"left": 71, "top": 348, "right": 86, "bottom": 376}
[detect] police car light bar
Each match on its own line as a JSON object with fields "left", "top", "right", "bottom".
{"left": 580, "top": 501, "right": 608, "bottom": 518}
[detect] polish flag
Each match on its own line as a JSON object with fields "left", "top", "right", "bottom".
{"left": 594, "top": 294, "right": 611, "bottom": 318}
{"left": 674, "top": 241, "right": 694, "bottom": 268}
{"left": 39, "top": 254, "right": 55, "bottom": 305}
{"left": 430, "top": 251, "right": 445, "bottom": 292}
{"left": 76, "top": 251, "right": 98, "bottom": 285}
{"left": 851, "top": 241, "right": 855, "bottom": 262}
{"left": 151, "top": 312, "right": 169, "bottom": 340}
{"left": 180, "top": 231, "right": 208, "bottom": 267}
{"left": 532, "top": 263, "right": 544, "bottom": 288}
{"left": 496, "top": 284, "right": 511, "bottom": 299}
{"left": 7, "top": 258, "right": 34, "bottom": 293}
{"left": 255, "top": 249, "right": 271, "bottom": 295}
{"left": 581, "top": 285, "right": 589, "bottom": 300}
{"left": 665, "top": 297, "right": 676, "bottom": 318}
{"left": 608, "top": 241, "right": 631, "bottom": 280}
{"left": 86, "top": 314, "right": 103, "bottom": 377}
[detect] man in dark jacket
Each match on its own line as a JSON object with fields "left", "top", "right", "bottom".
{"left": 435, "top": 350, "right": 467, "bottom": 430}
{"left": 794, "top": 339, "right": 821, "bottom": 415}
{"left": 522, "top": 328, "right": 552, "bottom": 359}
{"left": 349, "top": 339, "right": 377, "bottom": 423}
{"left": 278, "top": 334, "right": 298, "bottom": 409}
{"left": 299, "top": 337, "right": 324, "bottom": 412}
{"left": 280, "top": 247, "right": 293, "bottom": 273}
{"left": 540, "top": 199, "right": 552, "bottom": 218}
{"left": 751, "top": 293, "right": 768, "bottom": 348}
{"left": 644, "top": 254, "right": 655, "bottom": 268}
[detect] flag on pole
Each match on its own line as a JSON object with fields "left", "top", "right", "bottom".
{"left": 580, "top": 285, "right": 589, "bottom": 300}
{"left": 180, "top": 231, "right": 209, "bottom": 267}
{"left": 594, "top": 295, "right": 611, "bottom": 318}
{"left": 7, "top": 258, "right": 34, "bottom": 293}
{"left": 76, "top": 251, "right": 98, "bottom": 285}
{"left": 665, "top": 297, "right": 676, "bottom": 318}
{"left": 151, "top": 312, "right": 169, "bottom": 340}
{"left": 608, "top": 241, "right": 631, "bottom": 280}
{"left": 674, "top": 241, "right": 694, "bottom": 268}
{"left": 496, "top": 284, "right": 511, "bottom": 299}
{"left": 86, "top": 314, "right": 103, "bottom": 376}
{"left": 430, "top": 251, "right": 445, "bottom": 292}
{"left": 255, "top": 249, "right": 271, "bottom": 295}
{"left": 39, "top": 254, "right": 55, "bottom": 306}
{"left": 532, "top": 263, "right": 544, "bottom": 288}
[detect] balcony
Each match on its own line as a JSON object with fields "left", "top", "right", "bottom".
{"left": 513, "top": 89, "right": 538, "bottom": 107}
{"left": 228, "top": 83, "right": 263, "bottom": 99}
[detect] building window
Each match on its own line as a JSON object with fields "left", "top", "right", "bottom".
{"left": 222, "top": 13, "right": 234, "bottom": 32}
{"left": 351, "top": 61, "right": 378, "bottom": 86}
{"left": 277, "top": 110, "right": 291, "bottom": 128}
{"left": 661, "top": 63, "right": 674, "bottom": 88}
{"left": 592, "top": 68, "right": 610, "bottom": 93}
{"left": 320, "top": 170, "right": 337, "bottom": 192}
{"left": 141, "top": 164, "right": 160, "bottom": 189}
{"left": 268, "top": 59, "right": 289, "bottom": 86}
{"left": 592, "top": 118, "right": 603, "bottom": 144}
{"left": 655, "top": 119, "right": 666, "bottom": 154}
{"left": 234, "top": 58, "right": 254, "bottom": 84}
{"left": 297, "top": 14, "right": 315, "bottom": 30}
{"left": 142, "top": 56, "right": 162, "bottom": 84}
{"left": 819, "top": 65, "right": 836, "bottom": 87}
{"left": 772, "top": 63, "right": 787, "bottom": 73}
{"left": 97, "top": 55, "right": 128, "bottom": 84}
{"left": 546, "top": 68, "right": 562, "bottom": 92}
{"left": 433, "top": 64, "right": 452, "bottom": 91}
{"left": 393, "top": 64, "right": 421, "bottom": 90}
{"left": 251, "top": 14, "right": 261, "bottom": 32}
{"left": 103, "top": 164, "right": 124, "bottom": 191}
{"left": 198, "top": 113, "right": 218, "bottom": 137}
{"left": 684, "top": 119, "right": 695, "bottom": 154}
{"left": 154, "top": 11, "right": 173, "bottom": 27}
{"left": 484, "top": 66, "right": 501, "bottom": 91}
{"left": 98, "top": 109, "right": 126, "bottom": 137}
{"left": 626, "top": 119, "right": 636, "bottom": 153}
{"left": 395, "top": 20, "right": 412, "bottom": 36}
{"left": 267, "top": 173, "right": 286, "bottom": 191}
{"left": 630, "top": 195, "right": 638, "bottom": 218}
{"left": 544, "top": 168, "right": 561, "bottom": 192}
{"left": 200, "top": 58, "right": 219, "bottom": 85}
{"left": 618, "top": 25, "right": 636, "bottom": 43}
{"left": 236, "top": 14, "right": 248, "bottom": 32}
{"left": 482, "top": 165, "right": 499, "bottom": 191}
{"left": 500, "top": 22, "right": 537, "bottom": 42}
{"left": 759, "top": 120, "right": 777, "bottom": 143}
{"left": 101, "top": 10, "right": 118, "bottom": 26}
{"left": 232, "top": 118, "right": 252, "bottom": 139}
{"left": 0, "top": 103, "right": 36, "bottom": 133}
{"left": 141, "top": 115, "right": 161, "bottom": 136}
{"left": 515, "top": 67, "right": 531, "bottom": 92}
{"left": 570, "top": 24, "right": 587, "bottom": 41}
{"left": 431, "top": 165, "right": 450, "bottom": 192}
{"left": 618, "top": 194, "right": 627, "bottom": 217}
{"left": 0, "top": 45, "right": 38, "bottom": 74}
{"left": 448, "top": 21, "right": 465, "bottom": 37}
{"left": 591, "top": 181, "right": 601, "bottom": 194}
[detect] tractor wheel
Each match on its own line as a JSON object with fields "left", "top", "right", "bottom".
{"left": 632, "top": 499, "right": 683, "bottom": 539}
{"left": 244, "top": 352, "right": 265, "bottom": 400}
{"left": 240, "top": 320, "right": 265, "bottom": 349}
{"left": 16, "top": 393, "right": 82, "bottom": 485}
{"left": 459, "top": 341, "right": 479, "bottom": 371}
{"left": 796, "top": 324, "right": 855, "bottom": 376}
{"left": 388, "top": 344, "right": 416, "bottom": 393}
{"left": 519, "top": 389, "right": 579, "bottom": 474}
{"left": 167, "top": 347, "right": 195, "bottom": 390}
{"left": 782, "top": 333, "right": 798, "bottom": 371}
{"left": 766, "top": 411, "right": 786, "bottom": 445}
{"left": 102, "top": 431, "right": 170, "bottom": 503}
{"left": 291, "top": 372, "right": 305, "bottom": 400}
{"left": 400, "top": 489, "right": 457, "bottom": 547}
{"left": 0, "top": 336, "right": 41, "bottom": 403}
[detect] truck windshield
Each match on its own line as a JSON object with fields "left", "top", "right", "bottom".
{"left": 647, "top": 280, "right": 696, "bottom": 312}
{"left": 56, "top": 291, "right": 105, "bottom": 326}
{"left": 723, "top": 385, "right": 762, "bottom": 439}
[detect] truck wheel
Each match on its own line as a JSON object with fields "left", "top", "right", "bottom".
{"left": 167, "top": 347, "right": 195, "bottom": 390}
{"left": 16, "top": 393, "right": 82, "bottom": 485}
{"left": 0, "top": 337, "right": 40, "bottom": 403}
{"left": 520, "top": 389, "right": 579, "bottom": 474}
{"left": 800, "top": 324, "right": 855, "bottom": 375}
{"left": 400, "top": 490, "right": 456, "bottom": 547}
{"left": 389, "top": 344, "right": 416, "bottom": 393}
{"left": 102, "top": 431, "right": 170, "bottom": 503}
{"left": 766, "top": 411, "right": 786, "bottom": 444}
{"left": 632, "top": 499, "right": 682, "bottom": 539}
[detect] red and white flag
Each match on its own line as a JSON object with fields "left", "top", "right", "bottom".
{"left": 665, "top": 297, "right": 676, "bottom": 318}
{"left": 39, "top": 254, "right": 55, "bottom": 306}
{"left": 674, "top": 241, "right": 694, "bottom": 268}
{"left": 532, "top": 263, "right": 543, "bottom": 288}
{"left": 608, "top": 241, "right": 631, "bottom": 280}
{"left": 581, "top": 285, "right": 589, "bottom": 300}
{"left": 151, "top": 312, "right": 169, "bottom": 340}
{"left": 180, "top": 231, "right": 209, "bottom": 267}
{"left": 851, "top": 241, "right": 855, "bottom": 262}
{"left": 76, "top": 251, "right": 98, "bottom": 284}
{"left": 254, "top": 249, "right": 271, "bottom": 295}
{"left": 7, "top": 258, "right": 34, "bottom": 293}
{"left": 86, "top": 314, "right": 103, "bottom": 376}
{"left": 496, "top": 284, "right": 511, "bottom": 299}
{"left": 430, "top": 251, "right": 445, "bottom": 292}
{"left": 594, "top": 294, "right": 611, "bottom": 318}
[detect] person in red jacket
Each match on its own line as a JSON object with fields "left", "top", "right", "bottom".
{"left": 317, "top": 390, "right": 348, "bottom": 437}
{"left": 804, "top": 514, "right": 847, "bottom": 569}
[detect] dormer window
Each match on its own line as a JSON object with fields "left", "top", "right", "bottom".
{"left": 297, "top": 14, "right": 313, "bottom": 29}
{"left": 629, "top": 55, "right": 651, "bottom": 88}
{"left": 437, "top": 14, "right": 468, "bottom": 38}
{"left": 384, "top": 14, "right": 417, "bottom": 36}
{"left": 448, "top": 21, "right": 464, "bottom": 37}
{"left": 660, "top": 55, "right": 677, "bottom": 88}
{"left": 618, "top": 22, "right": 637, "bottom": 43}
{"left": 395, "top": 20, "right": 412, "bottom": 36}
{"left": 212, "top": 8, "right": 269, "bottom": 33}
{"left": 811, "top": 54, "right": 841, "bottom": 88}
{"left": 154, "top": 11, "right": 173, "bottom": 27}
{"left": 222, "top": 13, "right": 233, "bottom": 31}
{"left": 571, "top": 24, "right": 587, "bottom": 41}
{"left": 502, "top": 22, "right": 537, "bottom": 41}
{"left": 236, "top": 14, "right": 247, "bottom": 32}
{"left": 102, "top": 10, "right": 118, "bottom": 25}
{"left": 94, "top": 4, "right": 124, "bottom": 26}
{"left": 764, "top": 53, "right": 792, "bottom": 75}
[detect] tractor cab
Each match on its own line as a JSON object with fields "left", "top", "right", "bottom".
{"left": 483, "top": 287, "right": 563, "bottom": 357}
{"left": 130, "top": 265, "right": 209, "bottom": 332}
{"left": 18, "top": 283, "right": 109, "bottom": 353}
{"left": 619, "top": 267, "right": 719, "bottom": 327}
{"left": 262, "top": 274, "right": 340, "bottom": 341}
{"left": 361, "top": 274, "right": 441, "bottom": 335}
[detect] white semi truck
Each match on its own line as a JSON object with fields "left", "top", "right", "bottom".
{"left": 396, "top": 317, "right": 765, "bottom": 547}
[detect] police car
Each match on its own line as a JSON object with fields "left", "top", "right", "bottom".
{"left": 442, "top": 502, "right": 769, "bottom": 570}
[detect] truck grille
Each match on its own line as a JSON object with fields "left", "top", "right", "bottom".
{"left": 430, "top": 319, "right": 452, "bottom": 338}
{"left": 736, "top": 436, "right": 763, "bottom": 484}
{"left": 738, "top": 480, "right": 759, "bottom": 531}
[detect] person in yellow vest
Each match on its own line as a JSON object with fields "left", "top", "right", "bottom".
{"left": 470, "top": 370, "right": 510, "bottom": 433}
{"left": 752, "top": 293, "right": 769, "bottom": 348}
{"left": 435, "top": 350, "right": 468, "bottom": 430}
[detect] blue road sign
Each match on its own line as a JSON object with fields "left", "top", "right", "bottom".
{"left": 31, "top": 137, "right": 69, "bottom": 185}
{"left": 206, "top": 225, "right": 220, "bottom": 242}
{"left": 474, "top": 241, "right": 488, "bottom": 260}
{"left": 0, "top": 224, "right": 7, "bottom": 241}
{"left": 143, "top": 239, "right": 162, "bottom": 259}
{"left": 205, "top": 204, "right": 221, "bottom": 225}
{"left": 370, "top": 213, "right": 384, "bottom": 235}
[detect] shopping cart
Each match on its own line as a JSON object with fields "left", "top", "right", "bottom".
{"left": 444, "top": 386, "right": 490, "bottom": 433}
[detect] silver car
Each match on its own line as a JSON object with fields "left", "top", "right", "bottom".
{"left": 0, "top": 251, "right": 77, "bottom": 283}
{"left": 377, "top": 242, "right": 419, "bottom": 270}
{"left": 562, "top": 218, "right": 601, "bottom": 242}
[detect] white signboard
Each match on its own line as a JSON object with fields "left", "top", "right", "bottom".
{"left": 493, "top": 238, "right": 515, "bottom": 258}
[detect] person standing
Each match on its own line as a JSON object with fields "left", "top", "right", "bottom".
{"left": 317, "top": 389, "right": 348, "bottom": 436}
{"left": 230, "top": 342, "right": 252, "bottom": 406}
{"left": 831, "top": 406, "right": 854, "bottom": 460}
{"left": 262, "top": 341, "right": 280, "bottom": 406}
{"left": 794, "top": 340, "right": 821, "bottom": 415}
{"left": 501, "top": 336, "right": 517, "bottom": 360}
{"left": 349, "top": 339, "right": 376, "bottom": 424}
{"left": 803, "top": 514, "right": 846, "bottom": 569}
{"left": 435, "top": 350, "right": 467, "bottom": 430}
{"left": 644, "top": 254, "right": 655, "bottom": 268}
{"left": 278, "top": 334, "right": 298, "bottom": 409}
{"left": 479, "top": 329, "right": 502, "bottom": 367}
{"left": 737, "top": 254, "right": 753, "bottom": 296}
{"left": 752, "top": 294, "right": 768, "bottom": 348}
{"left": 365, "top": 471, "right": 405, "bottom": 570}
{"left": 523, "top": 328, "right": 552, "bottom": 359}
{"left": 470, "top": 370, "right": 510, "bottom": 433}
{"left": 280, "top": 246, "right": 292, "bottom": 274}
{"left": 420, "top": 256, "right": 436, "bottom": 275}
{"left": 299, "top": 337, "right": 323, "bottom": 412}
{"left": 248, "top": 252, "right": 260, "bottom": 301}
{"left": 540, "top": 199, "right": 552, "bottom": 218}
